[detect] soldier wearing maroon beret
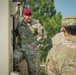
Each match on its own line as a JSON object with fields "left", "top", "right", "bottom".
{"left": 13, "top": 8, "right": 47, "bottom": 75}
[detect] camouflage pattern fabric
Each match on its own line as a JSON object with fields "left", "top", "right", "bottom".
{"left": 62, "top": 17, "right": 76, "bottom": 26}
{"left": 46, "top": 36, "right": 76, "bottom": 75}
{"left": 29, "top": 19, "right": 47, "bottom": 44}
{"left": 13, "top": 19, "right": 46, "bottom": 75}
{"left": 52, "top": 32, "right": 65, "bottom": 47}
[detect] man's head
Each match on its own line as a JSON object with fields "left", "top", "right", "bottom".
{"left": 23, "top": 8, "right": 32, "bottom": 23}
{"left": 62, "top": 16, "right": 76, "bottom": 35}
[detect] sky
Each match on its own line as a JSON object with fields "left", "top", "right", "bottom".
{"left": 54, "top": 0, "right": 76, "bottom": 18}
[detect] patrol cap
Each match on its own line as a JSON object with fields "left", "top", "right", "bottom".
{"left": 23, "top": 8, "right": 32, "bottom": 16}
{"left": 62, "top": 16, "right": 76, "bottom": 26}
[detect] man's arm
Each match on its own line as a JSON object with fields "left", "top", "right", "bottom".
{"left": 30, "top": 19, "right": 47, "bottom": 47}
{"left": 36, "top": 23, "right": 47, "bottom": 43}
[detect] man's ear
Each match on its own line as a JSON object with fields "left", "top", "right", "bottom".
{"left": 62, "top": 26, "right": 66, "bottom": 32}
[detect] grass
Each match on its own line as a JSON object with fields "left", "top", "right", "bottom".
{"left": 40, "top": 62, "right": 46, "bottom": 75}
{"left": 40, "top": 70, "right": 45, "bottom": 75}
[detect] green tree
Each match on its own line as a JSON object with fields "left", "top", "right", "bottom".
{"left": 25, "top": 0, "right": 62, "bottom": 62}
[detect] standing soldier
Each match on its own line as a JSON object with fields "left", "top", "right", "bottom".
{"left": 46, "top": 16, "right": 76, "bottom": 75}
{"left": 13, "top": 8, "right": 47, "bottom": 75}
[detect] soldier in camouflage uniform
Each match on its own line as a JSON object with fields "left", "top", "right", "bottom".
{"left": 45, "top": 16, "right": 76, "bottom": 75}
{"left": 13, "top": 8, "right": 47, "bottom": 75}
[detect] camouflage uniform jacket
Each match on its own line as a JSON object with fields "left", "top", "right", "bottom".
{"left": 46, "top": 36, "right": 76, "bottom": 75}
{"left": 15, "top": 19, "right": 47, "bottom": 47}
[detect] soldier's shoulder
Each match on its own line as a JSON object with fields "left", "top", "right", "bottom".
{"left": 53, "top": 32, "right": 64, "bottom": 38}
{"left": 31, "top": 19, "right": 39, "bottom": 24}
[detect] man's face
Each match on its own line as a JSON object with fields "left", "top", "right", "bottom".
{"left": 24, "top": 14, "right": 32, "bottom": 23}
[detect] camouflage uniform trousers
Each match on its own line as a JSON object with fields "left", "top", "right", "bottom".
{"left": 13, "top": 45, "right": 40, "bottom": 75}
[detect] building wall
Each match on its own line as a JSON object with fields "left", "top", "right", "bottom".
{"left": 0, "top": 0, "right": 10, "bottom": 75}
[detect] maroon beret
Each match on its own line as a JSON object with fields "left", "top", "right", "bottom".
{"left": 23, "top": 8, "right": 32, "bottom": 15}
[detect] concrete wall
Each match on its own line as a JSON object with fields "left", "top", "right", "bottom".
{"left": 0, "top": 0, "right": 10, "bottom": 75}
